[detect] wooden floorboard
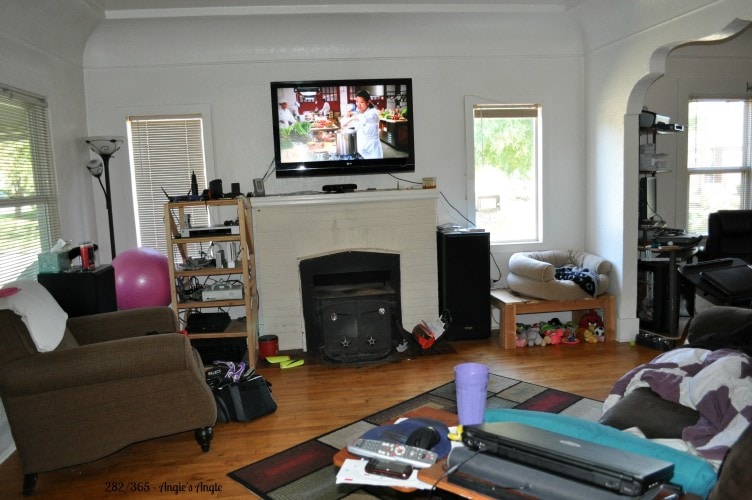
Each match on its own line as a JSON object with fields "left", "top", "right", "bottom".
{"left": 0, "top": 333, "right": 660, "bottom": 499}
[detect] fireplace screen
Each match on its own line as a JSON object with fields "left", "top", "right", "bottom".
{"left": 315, "top": 283, "right": 395, "bottom": 362}
{"left": 300, "top": 251, "right": 401, "bottom": 363}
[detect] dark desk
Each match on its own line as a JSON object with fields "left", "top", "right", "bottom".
{"left": 679, "top": 258, "right": 752, "bottom": 308}
{"left": 638, "top": 244, "right": 698, "bottom": 339}
{"left": 38, "top": 265, "right": 117, "bottom": 317}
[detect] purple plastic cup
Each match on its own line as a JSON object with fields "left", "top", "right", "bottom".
{"left": 454, "top": 362, "right": 490, "bottom": 425}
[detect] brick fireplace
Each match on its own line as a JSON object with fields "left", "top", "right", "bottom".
{"left": 251, "top": 189, "right": 439, "bottom": 352}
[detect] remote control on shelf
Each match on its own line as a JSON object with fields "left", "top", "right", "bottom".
{"left": 347, "top": 438, "right": 438, "bottom": 468}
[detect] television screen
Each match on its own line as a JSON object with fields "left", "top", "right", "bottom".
{"left": 270, "top": 78, "right": 415, "bottom": 178}
{"left": 639, "top": 176, "right": 657, "bottom": 223}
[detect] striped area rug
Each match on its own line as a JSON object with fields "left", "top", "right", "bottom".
{"left": 229, "top": 374, "right": 603, "bottom": 499}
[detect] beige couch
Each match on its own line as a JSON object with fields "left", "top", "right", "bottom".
{"left": 507, "top": 249, "right": 611, "bottom": 300}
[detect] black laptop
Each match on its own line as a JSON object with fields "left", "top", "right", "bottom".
{"left": 462, "top": 422, "right": 674, "bottom": 496}
{"left": 700, "top": 264, "right": 752, "bottom": 300}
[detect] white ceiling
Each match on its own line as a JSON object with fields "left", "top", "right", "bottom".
{"left": 96, "top": 0, "right": 585, "bottom": 18}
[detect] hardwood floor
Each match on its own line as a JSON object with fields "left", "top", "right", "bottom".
{"left": 0, "top": 335, "right": 660, "bottom": 499}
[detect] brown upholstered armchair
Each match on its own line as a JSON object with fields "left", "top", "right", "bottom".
{"left": 0, "top": 286, "right": 217, "bottom": 496}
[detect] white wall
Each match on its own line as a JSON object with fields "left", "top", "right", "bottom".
{"left": 0, "top": 0, "right": 102, "bottom": 249}
{"left": 0, "top": 0, "right": 103, "bottom": 469}
{"left": 575, "top": 0, "right": 752, "bottom": 341}
{"left": 82, "top": 13, "right": 586, "bottom": 265}
{"left": 82, "top": 4, "right": 752, "bottom": 345}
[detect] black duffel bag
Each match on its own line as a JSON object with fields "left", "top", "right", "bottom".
{"left": 207, "top": 362, "right": 277, "bottom": 422}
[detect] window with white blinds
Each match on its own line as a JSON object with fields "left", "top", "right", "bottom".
{"left": 127, "top": 115, "right": 209, "bottom": 259}
{"left": 687, "top": 98, "right": 752, "bottom": 234}
{"left": 0, "top": 85, "right": 61, "bottom": 286}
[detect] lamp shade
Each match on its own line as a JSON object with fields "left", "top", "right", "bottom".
{"left": 86, "top": 158, "right": 103, "bottom": 177}
{"left": 86, "top": 136, "right": 125, "bottom": 156}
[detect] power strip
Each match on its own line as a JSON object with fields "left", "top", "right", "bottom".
{"left": 635, "top": 331, "right": 675, "bottom": 352}
{"left": 202, "top": 282, "right": 243, "bottom": 301}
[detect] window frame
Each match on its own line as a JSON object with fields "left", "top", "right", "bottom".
{"left": 686, "top": 96, "right": 752, "bottom": 234}
{"left": 0, "top": 84, "right": 61, "bottom": 285}
{"left": 465, "top": 96, "right": 543, "bottom": 246}
{"left": 124, "top": 104, "right": 216, "bottom": 260}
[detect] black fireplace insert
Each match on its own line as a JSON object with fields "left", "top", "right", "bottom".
{"left": 300, "top": 251, "right": 401, "bottom": 362}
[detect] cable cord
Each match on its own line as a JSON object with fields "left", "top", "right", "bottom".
{"left": 427, "top": 448, "right": 481, "bottom": 500}
{"left": 427, "top": 447, "right": 531, "bottom": 499}
{"left": 262, "top": 157, "right": 276, "bottom": 182}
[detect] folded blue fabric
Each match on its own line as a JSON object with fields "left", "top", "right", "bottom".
{"left": 484, "top": 409, "right": 717, "bottom": 498}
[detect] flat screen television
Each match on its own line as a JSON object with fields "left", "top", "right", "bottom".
{"left": 270, "top": 78, "right": 415, "bottom": 178}
{"left": 639, "top": 175, "right": 657, "bottom": 223}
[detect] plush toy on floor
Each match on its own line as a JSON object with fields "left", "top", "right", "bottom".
{"left": 515, "top": 323, "right": 528, "bottom": 348}
{"left": 540, "top": 323, "right": 563, "bottom": 345}
{"left": 594, "top": 325, "right": 606, "bottom": 342}
{"left": 563, "top": 320, "right": 581, "bottom": 344}
{"left": 582, "top": 322, "right": 600, "bottom": 343}
{"left": 515, "top": 323, "right": 543, "bottom": 347}
{"left": 524, "top": 324, "right": 543, "bottom": 347}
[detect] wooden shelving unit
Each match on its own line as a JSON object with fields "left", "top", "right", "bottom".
{"left": 163, "top": 197, "right": 258, "bottom": 365}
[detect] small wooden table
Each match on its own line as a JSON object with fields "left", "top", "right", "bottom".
{"left": 490, "top": 289, "right": 616, "bottom": 349}
{"left": 333, "top": 407, "right": 495, "bottom": 499}
{"left": 332, "top": 407, "right": 700, "bottom": 500}
{"left": 334, "top": 406, "right": 697, "bottom": 499}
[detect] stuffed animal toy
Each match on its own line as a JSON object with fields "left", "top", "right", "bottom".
{"left": 524, "top": 324, "right": 543, "bottom": 347}
{"left": 515, "top": 323, "right": 528, "bottom": 348}
{"left": 540, "top": 323, "right": 563, "bottom": 345}
{"left": 582, "top": 322, "right": 599, "bottom": 343}
{"left": 594, "top": 325, "right": 606, "bottom": 342}
{"left": 563, "top": 320, "right": 580, "bottom": 344}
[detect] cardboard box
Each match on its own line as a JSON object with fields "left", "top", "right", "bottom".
{"left": 38, "top": 251, "right": 71, "bottom": 273}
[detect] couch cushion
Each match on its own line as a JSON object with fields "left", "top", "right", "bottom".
{"left": 599, "top": 387, "right": 700, "bottom": 439}
{"left": 0, "top": 281, "right": 67, "bottom": 352}
{"left": 507, "top": 250, "right": 611, "bottom": 300}
{"left": 687, "top": 305, "right": 752, "bottom": 344}
{"left": 708, "top": 422, "right": 752, "bottom": 500}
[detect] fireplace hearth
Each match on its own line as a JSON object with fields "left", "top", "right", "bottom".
{"left": 300, "top": 251, "right": 401, "bottom": 362}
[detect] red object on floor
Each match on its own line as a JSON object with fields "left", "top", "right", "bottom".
{"left": 259, "top": 335, "right": 279, "bottom": 359}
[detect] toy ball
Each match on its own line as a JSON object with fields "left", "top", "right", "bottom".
{"left": 112, "top": 247, "right": 171, "bottom": 310}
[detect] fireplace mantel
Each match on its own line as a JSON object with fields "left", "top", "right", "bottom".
{"left": 250, "top": 187, "right": 438, "bottom": 208}
{"left": 250, "top": 188, "right": 439, "bottom": 351}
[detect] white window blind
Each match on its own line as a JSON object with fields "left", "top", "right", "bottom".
{"left": 0, "top": 85, "right": 61, "bottom": 285}
{"left": 686, "top": 98, "right": 752, "bottom": 234}
{"left": 127, "top": 115, "right": 208, "bottom": 259}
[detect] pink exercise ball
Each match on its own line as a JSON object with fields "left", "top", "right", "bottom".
{"left": 112, "top": 247, "right": 171, "bottom": 310}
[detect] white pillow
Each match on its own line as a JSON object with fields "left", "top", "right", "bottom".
{"left": 0, "top": 280, "right": 68, "bottom": 352}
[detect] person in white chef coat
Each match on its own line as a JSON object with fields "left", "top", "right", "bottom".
{"left": 318, "top": 98, "right": 331, "bottom": 117}
{"left": 289, "top": 99, "right": 301, "bottom": 121}
{"left": 340, "top": 90, "right": 383, "bottom": 159}
{"left": 278, "top": 98, "right": 297, "bottom": 127}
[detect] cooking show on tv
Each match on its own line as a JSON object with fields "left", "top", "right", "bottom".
{"left": 271, "top": 79, "right": 413, "bottom": 177}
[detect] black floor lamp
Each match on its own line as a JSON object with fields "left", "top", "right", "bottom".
{"left": 85, "top": 136, "right": 124, "bottom": 259}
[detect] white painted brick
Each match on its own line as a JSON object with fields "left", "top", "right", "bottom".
{"left": 252, "top": 192, "right": 438, "bottom": 350}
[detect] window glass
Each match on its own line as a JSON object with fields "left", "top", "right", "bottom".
{"left": 472, "top": 104, "right": 541, "bottom": 244}
{"left": 127, "top": 115, "right": 209, "bottom": 261}
{"left": 0, "top": 86, "right": 60, "bottom": 285}
{"left": 686, "top": 99, "right": 751, "bottom": 234}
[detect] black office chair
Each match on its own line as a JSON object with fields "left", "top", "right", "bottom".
{"left": 699, "top": 210, "right": 752, "bottom": 263}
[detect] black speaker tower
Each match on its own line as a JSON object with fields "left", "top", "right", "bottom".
{"left": 437, "top": 229, "right": 490, "bottom": 340}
